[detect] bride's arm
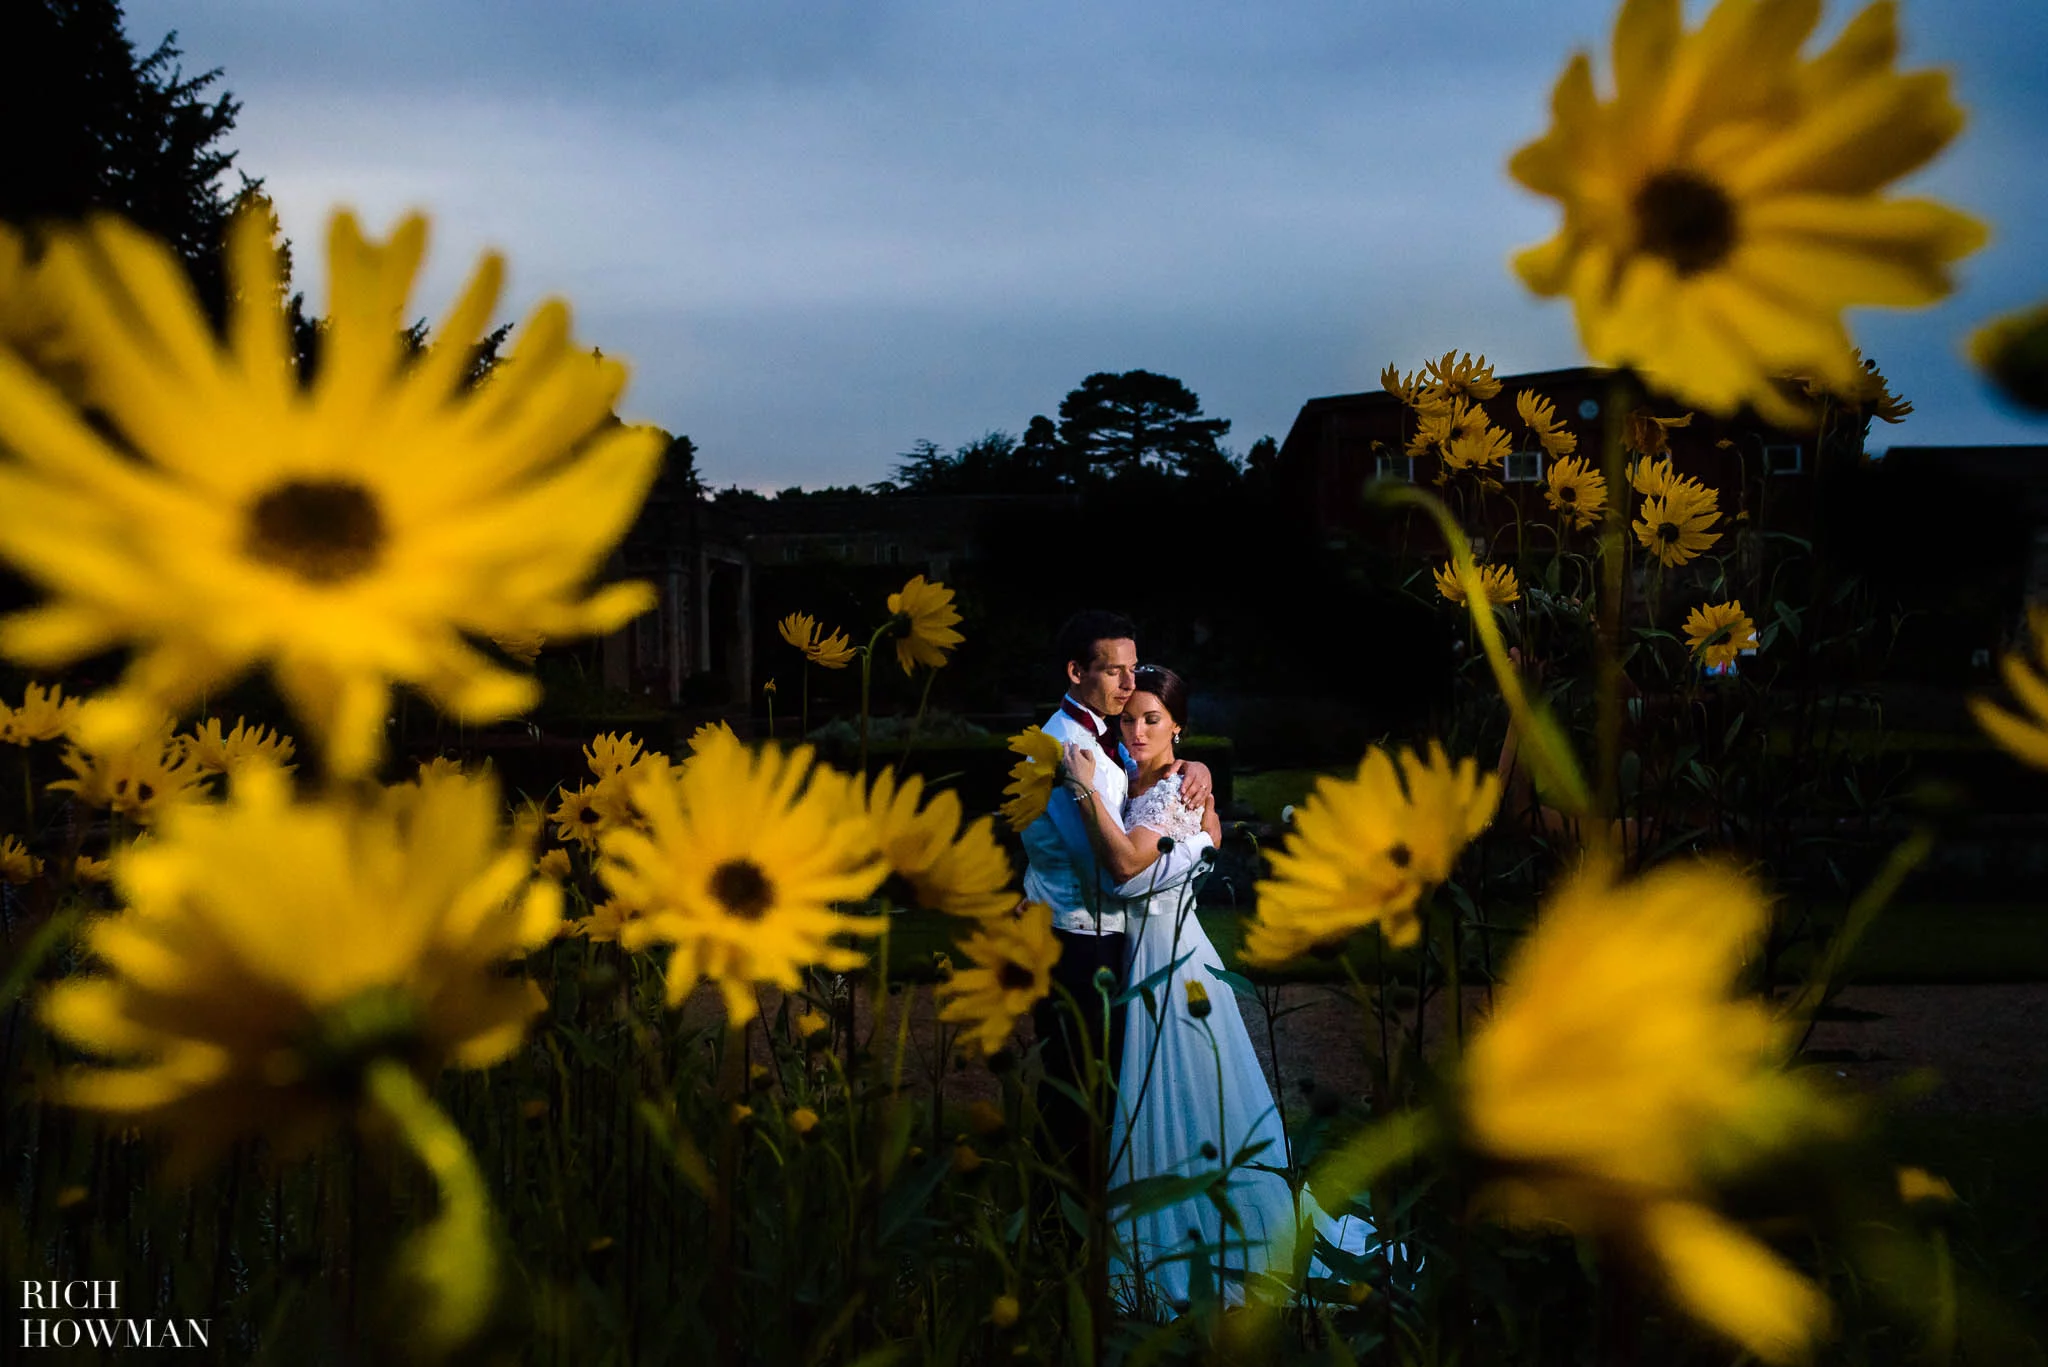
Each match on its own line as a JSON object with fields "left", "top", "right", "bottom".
{"left": 1061, "top": 741, "right": 1165, "bottom": 882}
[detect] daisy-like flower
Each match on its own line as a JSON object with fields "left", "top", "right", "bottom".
{"left": 1461, "top": 859, "right": 1844, "bottom": 1364}
{"left": 1514, "top": 390, "right": 1580, "bottom": 457}
{"left": 1509, "top": 0, "right": 1985, "bottom": 425}
{"left": 807, "top": 626, "right": 856, "bottom": 668}
{"left": 778, "top": 612, "right": 823, "bottom": 654}
{"left": 73, "top": 853, "right": 113, "bottom": 884}
{"left": 0, "top": 681, "right": 83, "bottom": 744}
{"left": 865, "top": 767, "right": 1016, "bottom": 919}
{"left": 37, "top": 764, "right": 561, "bottom": 1175}
{"left": 1545, "top": 454, "right": 1609, "bottom": 529}
{"left": 1408, "top": 398, "right": 1506, "bottom": 472}
{"left": 183, "top": 717, "right": 297, "bottom": 777}
{"left": 1970, "top": 298, "right": 2048, "bottom": 415}
{"left": 549, "top": 780, "right": 618, "bottom": 853}
{"left": 1242, "top": 742, "right": 1500, "bottom": 964}
{"left": 886, "top": 575, "right": 964, "bottom": 675}
{"left": 1626, "top": 409, "right": 1693, "bottom": 459}
{"left": 1, "top": 834, "right": 44, "bottom": 884}
{"left": 0, "top": 207, "right": 663, "bottom": 778}
{"left": 1627, "top": 454, "right": 1681, "bottom": 498}
{"left": 999, "top": 726, "right": 1063, "bottom": 832}
{"left": 598, "top": 733, "right": 888, "bottom": 1024}
{"left": 687, "top": 720, "right": 738, "bottom": 754}
{"left": 534, "top": 847, "right": 573, "bottom": 881}
{"left": 1380, "top": 363, "right": 1431, "bottom": 407}
{"left": 48, "top": 717, "right": 206, "bottom": 824}
{"left": 936, "top": 901, "right": 1063, "bottom": 1056}
{"left": 1684, "top": 601, "right": 1759, "bottom": 669}
{"left": 1434, "top": 562, "right": 1522, "bottom": 607}
{"left": 1635, "top": 484, "right": 1723, "bottom": 567}
{"left": 1970, "top": 605, "right": 2048, "bottom": 769}
{"left": 570, "top": 898, "right": 641, "bottom": 943}
{"left": 1422, "top": 350, "right": 1502, "bottom": 402}
{"left": 584, "top": 731, "right": 645, "bottom": 779}
{"left": 487, "top": 630, "right": 546, "bottom": 666}
{"left": 1801, "top": 349, "right": 1913, "bottom": 424}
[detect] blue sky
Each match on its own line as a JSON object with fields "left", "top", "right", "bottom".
{"left": 128, "top": 0, "right": 2048, "bottom": 489}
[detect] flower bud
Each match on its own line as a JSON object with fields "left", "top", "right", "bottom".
{"left": 1972, "top": 299, "right": 2048, "bottom": 414}
{"left": 1185, "top": 981, "right": 1211, "bottom": 1019}
{"left": 790, "top": 1106, "right": 821, "bottom": 1137}
{"left": 990, "top": 1294, "right": 1021, "bottom": 1328}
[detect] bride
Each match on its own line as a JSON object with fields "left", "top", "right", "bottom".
{"left": 1061, "top": 664, "right": 1374, "bottom": 1314}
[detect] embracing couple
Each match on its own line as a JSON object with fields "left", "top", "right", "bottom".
{"left": 1020, "top": 610, "right": 1371, "bottom": 1315}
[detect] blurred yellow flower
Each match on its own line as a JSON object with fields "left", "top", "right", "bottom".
{"left": 886, "top": 576, "right": 964, "bottom": 675}
{"left": 1684, "top": 601, "right": 1759, "bottom": 669}
{"left": 534, "top": 847, "right": 573, "bottom": 881}
{"left": 1896, "top": 1166, "right": 1956, "bottom": 1205}
{"left": 0, "top": 681, "right": 82, "bottom": 744}
{"left": 999, "top": 726, "right": 1063, "bottom": 832}
{"left": 1411, "top": 399, "right": 1510, "bottom": 474}
{"left": 937, "top": 902, "right": 1062, "bottom": 1056}
{"left": 548, "top": 780, "right": 617, "bottom": 852}
{"left": 37, "top": 765, "right": 560, "bottom": 1174}
{"left": 1625, "top": 409, "right": 1692, "bottom": 460}
{"left": 790, "top": 1106, "right": 821, "bottom": 1137}
{"left": 1423, "top": 350, "right": 1502, "bottom": 402}
{"left": 1462, "top": 859, "right": 1842, "bottom": 1365}
{"left": 1627, "top": 454, "right": 1678, "bottom": 498}
{"left": 599, "top": 734, "right": 887, "bottom": 1024}
{"left": 571, "top": 899, "right": 639, "bottom": 943}
{"left": 780, "top": 613, "right": 858, "bottom": 669}
{"left": 1635, "top": 484, "right": 1723, "bottom": 567}
{"left": 792, "top": 1008, "right": 831, "bottom": 1042}
{"left": 1433, "top": 562, "right": 1521, "bottom": 607}
{"left": 183, "top": 717, "right": 297, "bottom": 777}
{"left": 1970, "top": 297, "right": 2048, "bottom": 415}
{"left": 1970, "top": 605, "right": 2048, "bottom": 769}
{"left": 73, "top": 853, "right": 113, "bottom": 884}
{"left": 0, "top": 208, "right": 662, "bottom": 778}
{"left": 487, "top": 630, "right": 546, "bottom": 665}
{"left": 1509, "top": 0, "right": 1985, "bottom": 425}
{"left": 1243, "top": 742, "right": 1499, "bottom": 963}
{"left": 1, "top": 834, "right": 44, "bottom": 884}
{"left": 865, "top": 766, "right": 1016, "bottom": 919}
{"left": 1544, "top": 454, "right": 1609, "bottom": 529}
{"left": 48, "top": 717, "right": 205, "bottom": 825}
{"left": 1380, "top": 363, "right": 1430, "bottom": 407}
{"left": 989, "top": 1294, "right": 1022, "bottom": 1328}
{"left": 687, "top": 720, "right": 738, "bottom": 754}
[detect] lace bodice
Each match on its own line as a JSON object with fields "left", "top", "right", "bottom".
{"left": 1123, "top": 772, "right": 1206, "bottom": 845}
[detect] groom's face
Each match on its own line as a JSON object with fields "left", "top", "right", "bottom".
{"left": 1068, "top": 637, "right": 1138, "bottom": 717}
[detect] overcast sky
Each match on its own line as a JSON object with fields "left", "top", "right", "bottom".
{"left": 127, "top": 0, "right": 2048, "bottom": 490}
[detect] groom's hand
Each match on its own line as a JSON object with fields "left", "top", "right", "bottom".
{"left": 1175, "top": 759, "right": 1214, "bottom": 810}
{"left": 1061, "top": 740, "right": 1097, "bottom": 787}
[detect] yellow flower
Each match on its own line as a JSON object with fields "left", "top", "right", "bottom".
{"left": 1184, "top": 979, "right": 1211, "bottom": 1019}
{"left": 1635, "top": 485, "right": 1723, "bottom": 567}
{"left": 535, "top": 847, "right": 573, "bottom": 881}
{"left": 687, "top": 720, "right": 738, "bottom": 754}
{"left": 1, "top": 834, "right": 44, "bottom": 884}
{"left": 1627, "top": 454, "right": 1678, "bottom": 498}
{"left": 1422, "top": 350, "right": 1502, "bottom": 402}
{"left": 865, "top": 766, "right": 1016, "bottom": 919}
{"left": 1509, "top": 0, "right": 1985, "bottom": 426}
{"left": 886, "top": 575, "right": 964, "bottom": 675}
{"left": 584, "top": 731, "right": 645, "bottom": 779}
{"left": 487, "top": 630, "right": 546, "bottom": 666}
{"left": 790, "top": 1106, "right": 821, "bottom": 1137}
{"left": 1684, "top": 601, "right": 1759, "bottom": 669}
{"left": 998, "top": 726, "right": 1063, "bottom": 832}
{"left": 0, "top": 208, "right": 663, "bottom": 778}
{"left": 0, "top": 681, "right": 82, "bottom": 744}
{"left": 1433, "top": 562, "right": 1521, "bottom": 607}
{"left": 1380, "top": 363, "right": 1430, "bottom": 407}
{"left": 1461, "top": 860, "right": 1842, "bottom": 1365}
{"left": 571, "top": 899, "right": 639, "bottom": 943}
{"left": 1970, "top": 605, "right": 2048, "bottom": 769}
{"left": 792, "top": 1008, "right": 831, "bottom": 1043}
{"left": 989, "top": 1294, "right": 1022, "bottom": 1328}
{"left": 1895, "top": 1166, "right": 1956, "bottom": 1205}
{"left": 48, "top": 717, "right": 206, "bottom": 825}
{"left": 73, "top": 854, "right": 113, "bottom": 884}
{"left": 780, "top": 613, "right": 857, "bottom": 669}
{"left": 548, "top": 780, "right": 618, "bottom": 853}
{"left": 937, "top": 902, "right": 1062, "bottom": 1056}
{"left": 597, "top": 736, "right": 887, "bottom": 1024}
{"left": 1970, "top": 297, "right": 2048, "bottom": 415}
{"left": 1411, "top": 399, "right": 1510, "bottom": 473}
{"left": 1806, "top": 350, "right": 1912, "bottom": 423}
{"left": 1514, "top": 389, "right": 1580, "bottom": 457}
{"left": 1243, "top": 743, "right": 1499, "bottom": 963}
{"left": 183, "top": 717, "right": 297, "bottom": 777}
{"left": 1544, "top": 454, "right": 1609, "bottom": 529}
{"left": 37, "top": 764, "right": 560, "bottom": 1174}
{"left": 1625, "top": 409, "right": 1693, "bottom": 459}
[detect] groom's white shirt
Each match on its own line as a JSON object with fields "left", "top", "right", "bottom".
{"left": 1020, "top": 695, "right": 1210, "bottom": 935}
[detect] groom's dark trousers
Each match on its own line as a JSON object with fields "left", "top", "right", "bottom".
{"left": 1033, "top": 925, "right": 1129, "bottom": 1183}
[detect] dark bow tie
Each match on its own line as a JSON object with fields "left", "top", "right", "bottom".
{"left": 1060, "top": 697, "right": 1108, "bottom": 743}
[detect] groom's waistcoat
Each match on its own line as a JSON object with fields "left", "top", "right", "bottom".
{"left": 1020, "top": 703, "right": 1129, "bottom": 934}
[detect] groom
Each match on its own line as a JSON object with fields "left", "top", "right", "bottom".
{"left": 1022, "top": 610, "right": 1214, "bottom": 1179}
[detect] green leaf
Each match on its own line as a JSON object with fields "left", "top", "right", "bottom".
{"left": 1304, "top": 1110, "right": 1435, "bottom": 1217}
{"left": 1107, "top": 1171, "right": 1220, "bottom": 1221}
{"left": 1203, "top": 962, "right": 1260, "bottom": 1000}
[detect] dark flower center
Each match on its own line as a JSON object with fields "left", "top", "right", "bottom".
{"left": 710, "top": 860, "right": 774, "bottom": 920}
{"left": 136, "top": 782, "right": 154, "bottom": 803}
{"left": 1389, "top": 842, "right": 1412, "bottom": 868}
{"left": 1559, "top": 486, "right": 1578, "bottom": 503}
{"left": 998, "top": 960, "right": 1036, "bottom": 991}
{"left": 578, "top": 804, "right": 602, "bottom": 824}
{"left": 1659, "top": 521, "right": 1681, "bottom": 544}
{"left": 244, "top": 479, "right": 386, "bottom": 585}
{"left": 1634, "top": 170, "right": 1737, "bottom": 277}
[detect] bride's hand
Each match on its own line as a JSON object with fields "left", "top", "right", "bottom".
{"left": 1174, "top": 759, "right": 1214, "bottom": 811}
{"left": 1061, "top": 740, "right": 1096, "bottom": 786}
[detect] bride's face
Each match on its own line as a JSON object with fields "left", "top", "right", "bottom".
{"left": 1119, "top": 691, "right": 1175, "bottom": 766}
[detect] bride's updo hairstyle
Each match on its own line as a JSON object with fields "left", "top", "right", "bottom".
{"left": 1130, "top": 664, "right": 1190, "bottom": 731}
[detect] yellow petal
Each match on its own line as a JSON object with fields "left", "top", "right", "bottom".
{"left": 1641, "top": 1200, "right": 1831, "bottom": 1365}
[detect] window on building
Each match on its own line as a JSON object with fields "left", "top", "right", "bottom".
{"left": 1506, "top": 450, "right": 1543, "bottom": 483}
{"left": 1764, "top": 443, "right": 1804, "bottom": 475}
{"left": 883, "top": 542, "right": 902, "bottom": 564}
{"left": 1374, "top": 453, "right": 1415, "bottom": 483}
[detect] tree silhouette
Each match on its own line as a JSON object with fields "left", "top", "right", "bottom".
{"left": 1056, "top": 370, "right": 1232, "bottom": 478}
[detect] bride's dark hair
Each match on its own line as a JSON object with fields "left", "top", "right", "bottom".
{"left": 1129, "top": 664, "right": 1190, "bottom": 730}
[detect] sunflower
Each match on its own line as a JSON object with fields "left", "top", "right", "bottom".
{"left": 0, "top": 681, "right": 82, "bottom": 744}
{"left": 936, "top": 902, "right": 1063, "bottom": 1056}
{"left": 865, "top": 766, "right": 1016, "bottom": 919}
{"left": 598, "top": 735, "right": 888, "bottom": 1024}
{"left": 1626, "top": 409, "right": 1693, "bottom": 459}
{"left": 1243, "top": 742, "right": 1499, "bottom": 963}
{"left": 999, "top": 726, "right": 1064, "bottom": 832}
{"left": 1509, "top": 0, "right": 1985, "bottom": 425}
{"left": 73, "top": 853, "right": 113, "bottom": 884}
{"left": 1, "top": 834, "right": 43, "bottom": 884}
{"left": 0, "top": 207, "right": 663, "bottom": 778}
{"left": 1461, "top": 860, "right": 1843, "bottom": 1364}
{"left": 1627, "top": 454, "right": 1680, "bottom": 498}
{"left": 548, "top": 780, "right": 619, "bottom": 853}
{"left": 37, "top": 764, "right": 560, "bottom": 1175}
{"left": 1635, "top": 485, "right": 1723, "bottom": 567}
{"left": 1422, "top": 350, "right": 1502, "bottom": 402}
{"left": 1544, "top": 454, "right": 1609, "bottom": 529}
{"left": 583, "top": 731, "right": 645, "bottom": 779}
{"left": 487, "top": 630, "right": 546, "bottom": 666}
{"left": 1514, "top": 390, "right": 1579, "bottom": 457}
{"left": 1970, "top": 605, "right": 2048, "bottom": 769}
{"left": 1970, "top": 298, "right": 2048, "bottom": 415}
{"left": 48, "top": 717, "right": 206, "bottom": 824}
{"left": 1380, "top": 363, "right": 1431, "bottom": 407}
{"left": 1434, "top": 562, "right": 1522, "bottom": 607}
{"left": 886, "top": 576, "right": 964, "bottom": 675}
{"left": 1683, "top": 601, "right": 1758, "bottom": 669}
{"left": 183, "top": 717, "right": 297, "bottom": 777}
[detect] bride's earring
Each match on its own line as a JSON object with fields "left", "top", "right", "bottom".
{"left": 1173, "top": 728, "right": 1182, "bottom": 743}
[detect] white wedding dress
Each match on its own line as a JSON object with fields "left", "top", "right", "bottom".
{"left": 1105, "top": 772, "right": 1376, "bottom": 1315}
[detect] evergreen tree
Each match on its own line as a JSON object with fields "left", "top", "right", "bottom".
{"left": 1055, "top": 370, "right": 1232, "bottom": 478}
